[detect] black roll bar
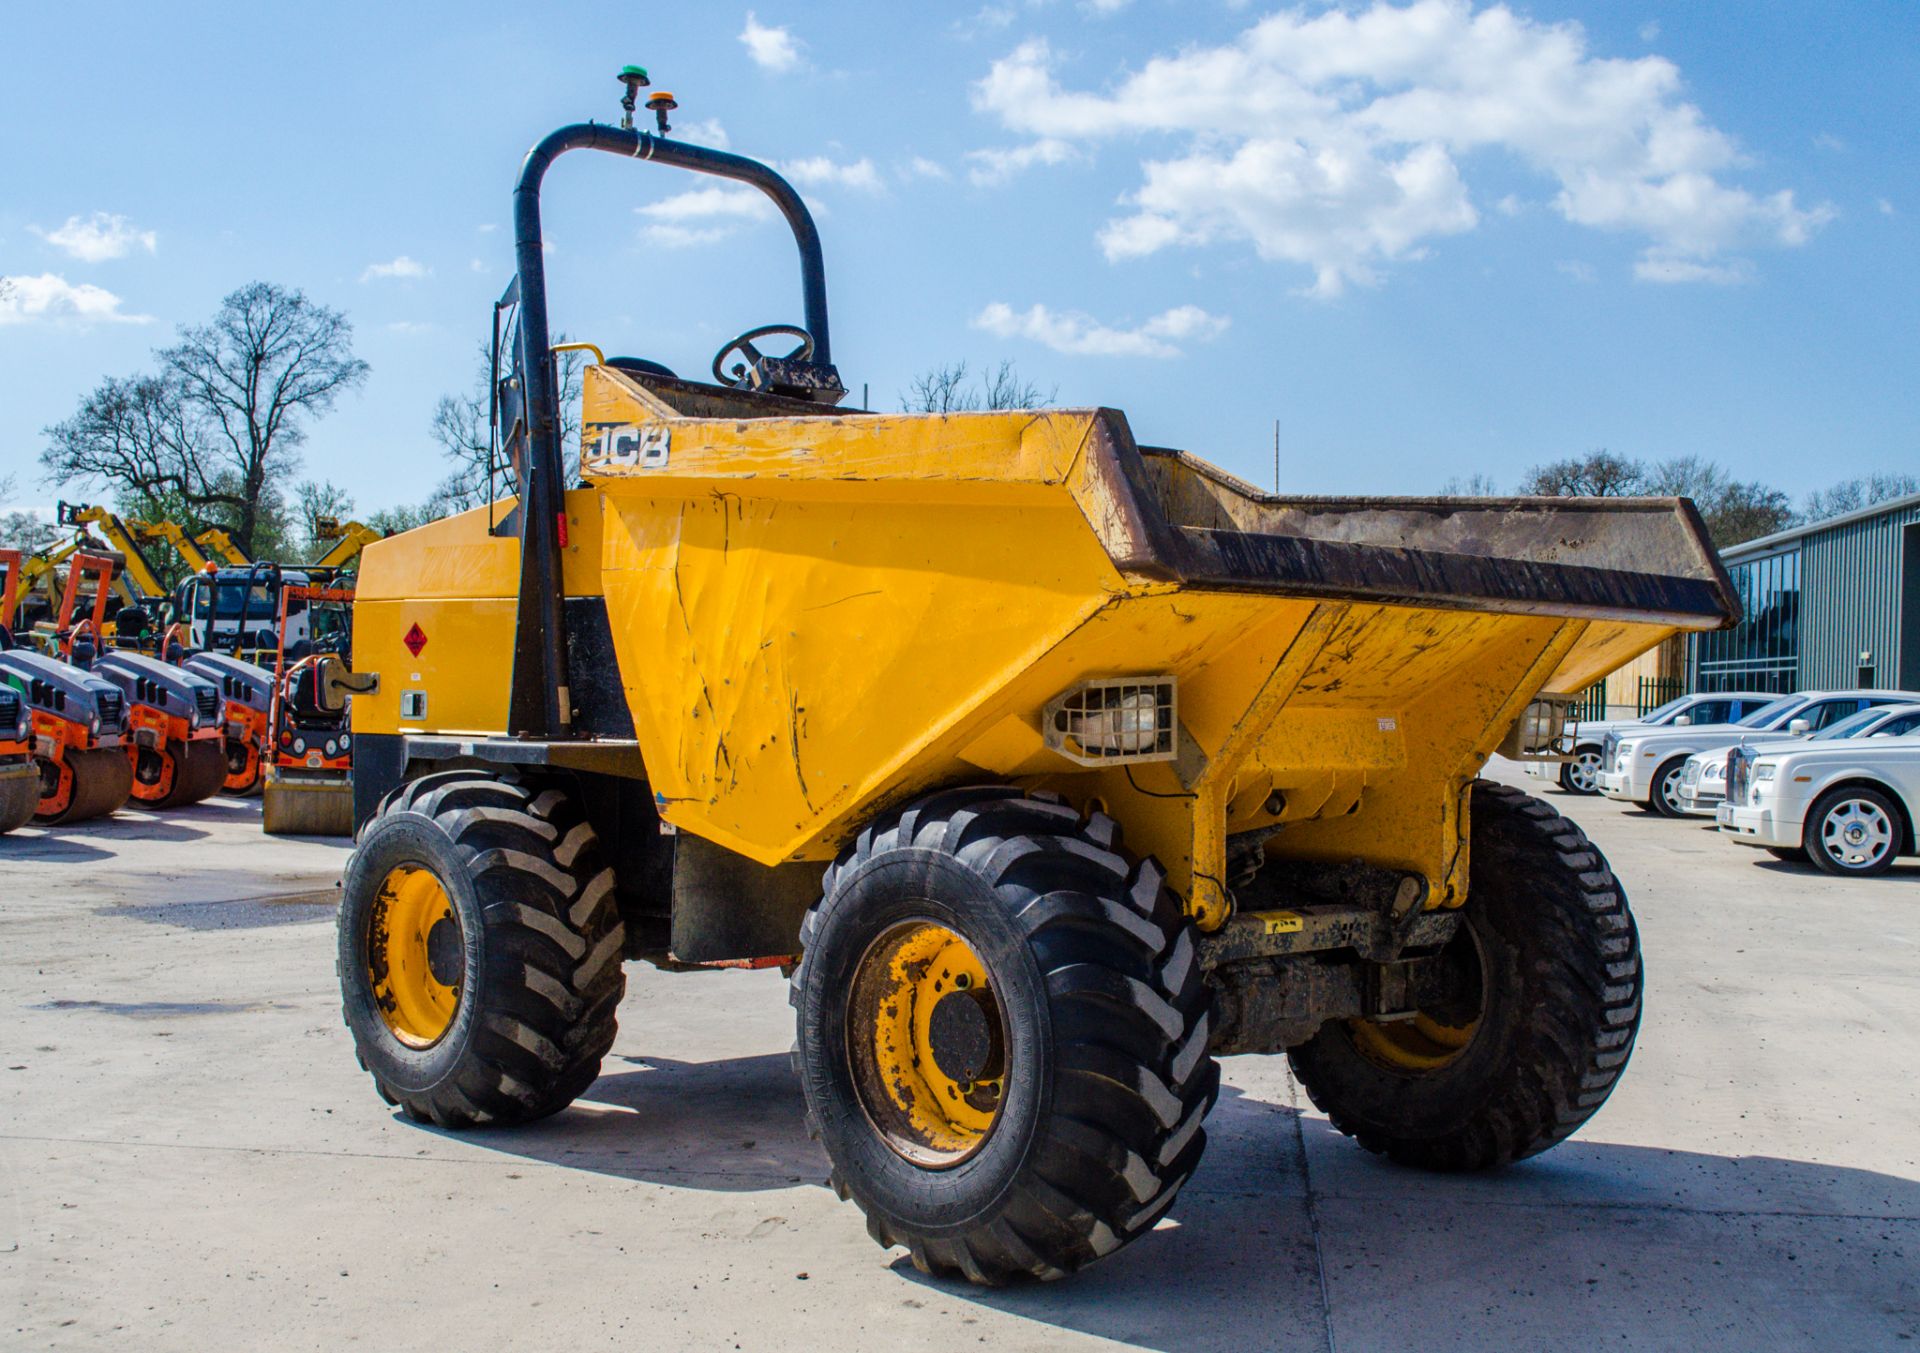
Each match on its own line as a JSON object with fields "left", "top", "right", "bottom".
{"left": 504, "top": 123, "right": 832, "bottom": 740}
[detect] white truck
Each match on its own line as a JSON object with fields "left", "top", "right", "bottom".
{"left": 1596, "top": 690, "right": 1918, "bottom": 817}
{"left": 1719, "top": 720, "right": 1920, "bottom": 876}
{"left": 1526, "top": 690, "right": 1773, "bottom": 795}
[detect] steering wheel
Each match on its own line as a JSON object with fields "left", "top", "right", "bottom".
{"left": 711, "top": 324, "right": 815, "bottom": 386}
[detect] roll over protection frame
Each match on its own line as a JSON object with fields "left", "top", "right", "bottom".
{"left": 504, "top": 122, "right": 833, "bottom": 740}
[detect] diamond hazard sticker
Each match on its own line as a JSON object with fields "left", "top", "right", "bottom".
{"left": 403, "top": 623, "right": 428, "bottom": 658}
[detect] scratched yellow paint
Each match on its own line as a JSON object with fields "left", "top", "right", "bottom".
{"left": 354, "top": 362, "right": 1719, "bottom": 928}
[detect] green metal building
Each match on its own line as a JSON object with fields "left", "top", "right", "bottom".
{"left": 1692, "top": 491, "right": 1920, "bottom": 694}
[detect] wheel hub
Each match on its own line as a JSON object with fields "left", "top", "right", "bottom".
{"left": 927, "top": 986, "right": 1004, "bottom": 1086}
{"left": 367, "top": 864, "right": 463, "bottom": 1048}
{"left": 847, "top": 920, "right": 1006, "bottom": 1167}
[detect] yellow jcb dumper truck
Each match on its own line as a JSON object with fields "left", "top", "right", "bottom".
{"left": 336, "top": 69, "right": 1738, "bottom": 1286}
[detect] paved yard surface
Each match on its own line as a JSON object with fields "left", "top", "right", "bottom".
{"left": 2, "top": 763, "right": 1915, "bottom": 1351}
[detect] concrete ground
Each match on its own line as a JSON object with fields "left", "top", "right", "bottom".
{"left": 1, "top": 763, "right": 1915, "bottom": 1352}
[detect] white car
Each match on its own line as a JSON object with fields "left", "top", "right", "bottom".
{"left": 1719, "top": 721, "right": 1920, "bottom": 876}
{"left": 1595, "top": 689, "right": 1918, "bottom": 818}
{"left": 1523, "top": 690, "right": 1774, "bottom": 796}
{"left": 1676, "top": 703, "right": 1920, "bottom": 817}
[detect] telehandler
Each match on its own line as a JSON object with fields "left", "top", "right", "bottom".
{"left": 336, "top": 70, "right": 1738, "bottom": 1285}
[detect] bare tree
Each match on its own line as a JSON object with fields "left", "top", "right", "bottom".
{"left": 41, "top": 283, "right": 368, "bottom": 555}
{"left": 904, "top": 361, "right": 979, "bottom": 414}
{"left": 903, "top": 360, "right": 1054, "bottom": 414}
{"left": 1440, "top": 472, "right": 1500, "bottom": 495}
{"left": 1516, "top": 450, "right": 1647, "bottom": 497}
{"left": 0, "top": 473, "right": 58, "bottom": 554}
{"left": 980, "top": 360, "right": 1054, "bottom": 410}
{"left": 1643, "top": 455, "right": 1790, "bottom": 548}
{"left": 431, "top": 341, "right": 585, "bottom": 512}
{"left": 1800, "top": 472, "right": 1919, "bottom": 524}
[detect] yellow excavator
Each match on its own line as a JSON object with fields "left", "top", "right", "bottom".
{"left": 310, "top": 517, "right": 382, "bottom": 574}
{"left": 55, "top": 503, "right": 173, "bottom": 599}
{"left": 194, "top": 527, "right": 252, "bottom": 568}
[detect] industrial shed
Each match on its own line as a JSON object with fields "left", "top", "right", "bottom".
{"left": 1692, "top": 491, "right": 1920, "bottom": 693}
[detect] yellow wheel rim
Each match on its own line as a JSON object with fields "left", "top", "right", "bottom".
{"left": 848, "top": 920, "right": 1006, "bottom": 1167}
{"left": 368, "top": 864, "right": 464, "bottom": 1048}
{"left": 1349, "top": 1012, "right": 1479, "bottom": 1072}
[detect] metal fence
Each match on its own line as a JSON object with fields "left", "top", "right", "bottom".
{"left": 1637, "top": 676, "right": 1683, "bottom": 715}
{"left": 1569, "top": 683, "right": 1608, "bottom": 723}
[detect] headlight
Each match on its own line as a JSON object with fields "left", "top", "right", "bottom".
{"left": 1751, "top": 763, "right": 1777, "bottom": 804}
{"left": 1702, "top": 761, "right": 1724, "bottom": 781}
{"left": 188, "top": 707, "right": 201, "bottom": 730}
{"left": 1615, "top": 741, "right": 1637, "bottom": 768}
{"left": 324, "top": 739, "right": 338, "bottom": 757}
{"left": 339, "top": 733, "right": 351, "bottom": 752}
{"left": 293, "top": 737, "right": 307, "bottom": 755}
{"left": 90, "top": 713, "right": 101, "bottom": 735}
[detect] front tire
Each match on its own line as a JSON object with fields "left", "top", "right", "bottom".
{"left": 1289, "top": 780, "right": 1641, "bottom": 1170}
{"left": 1805, "top": 786, "right": 1903, "bottom": 878}
{"left": 791, "top": 788, "right": 1217, "bottom": 1285}
{"left": 1646, "top": 756, "right": 1689, "bottom": 818}
{"left": 338, "top": 771, "right": 626, "bottom": 1127}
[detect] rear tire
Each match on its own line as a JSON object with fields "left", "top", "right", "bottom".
{"left": 1289, "top": 780, "right": 1641, "bottom": 1170}
{"left": 1805, "top": 786, "right": 1903, "bottom": 878}
{"left": 792, "top": 787, "right": 1217, "bottom": 1285}
{"left": 337, "top": 771, "right": 626, "bottom": 1127}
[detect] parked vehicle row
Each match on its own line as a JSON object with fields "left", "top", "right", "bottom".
{"left": 1523, "top": 690, "right": 1775, "bottom": 795}
{"left": 1542, "top": 686, "right": 1920, "bottom": 879}
{"left": 1595, "top": 689, "right": 1916, "bottom": 817}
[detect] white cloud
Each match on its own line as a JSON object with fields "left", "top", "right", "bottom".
{"left": 1633, "top": 256, "right": 1752, "bottom": 285}
{"left": 1084, "top": 0, "right": 1132, "bottom": 12}
{"left": 905, "top": 156, "right": 952, "bottom": 181}
{"left": 741, "top": 12, "right": 800, "bottom": 72}
{"left": 1811, "top": 132, "right": 1846, "bottom": 153}
{"left": 1877, "top": 197, "right": 1895, "bottom": 217}
{"left": 33, "top": 212, "right": 157, "bottom": 263}
{"left": 1556, "top": 259, "right": 1596, "bottom": 283}
{"left": 781, "top": 156, "right": 884, "bottom": 193}
{"left": 361, "top": 255, "right": 428, "bottom": 282}
{"left": 966, "top": 137, "right": 1076, "bottom": 185}
{"left": 386, "top": 320, "right": 435, "bottom": 334}
{"left": 636, "top": 185, "right": 774, "bottom": 248}
{"left": 0, "top": 273, "right": 152, "bottom": 325}
{"left": 974, "top": 300, "right": 1228, "bottom": 357}
{"left": 1638, "top": 20, "right": 1660, "bottom": 42}
{"left": 971, "top": 4, "right": 1833, "bottom": 292}
{"left": 677, "top": 118, "right": 732, "bottom": 149}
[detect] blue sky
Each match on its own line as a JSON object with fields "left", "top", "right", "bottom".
{"left": 2, "top": 1, "right": 1915, "bottom": 519}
